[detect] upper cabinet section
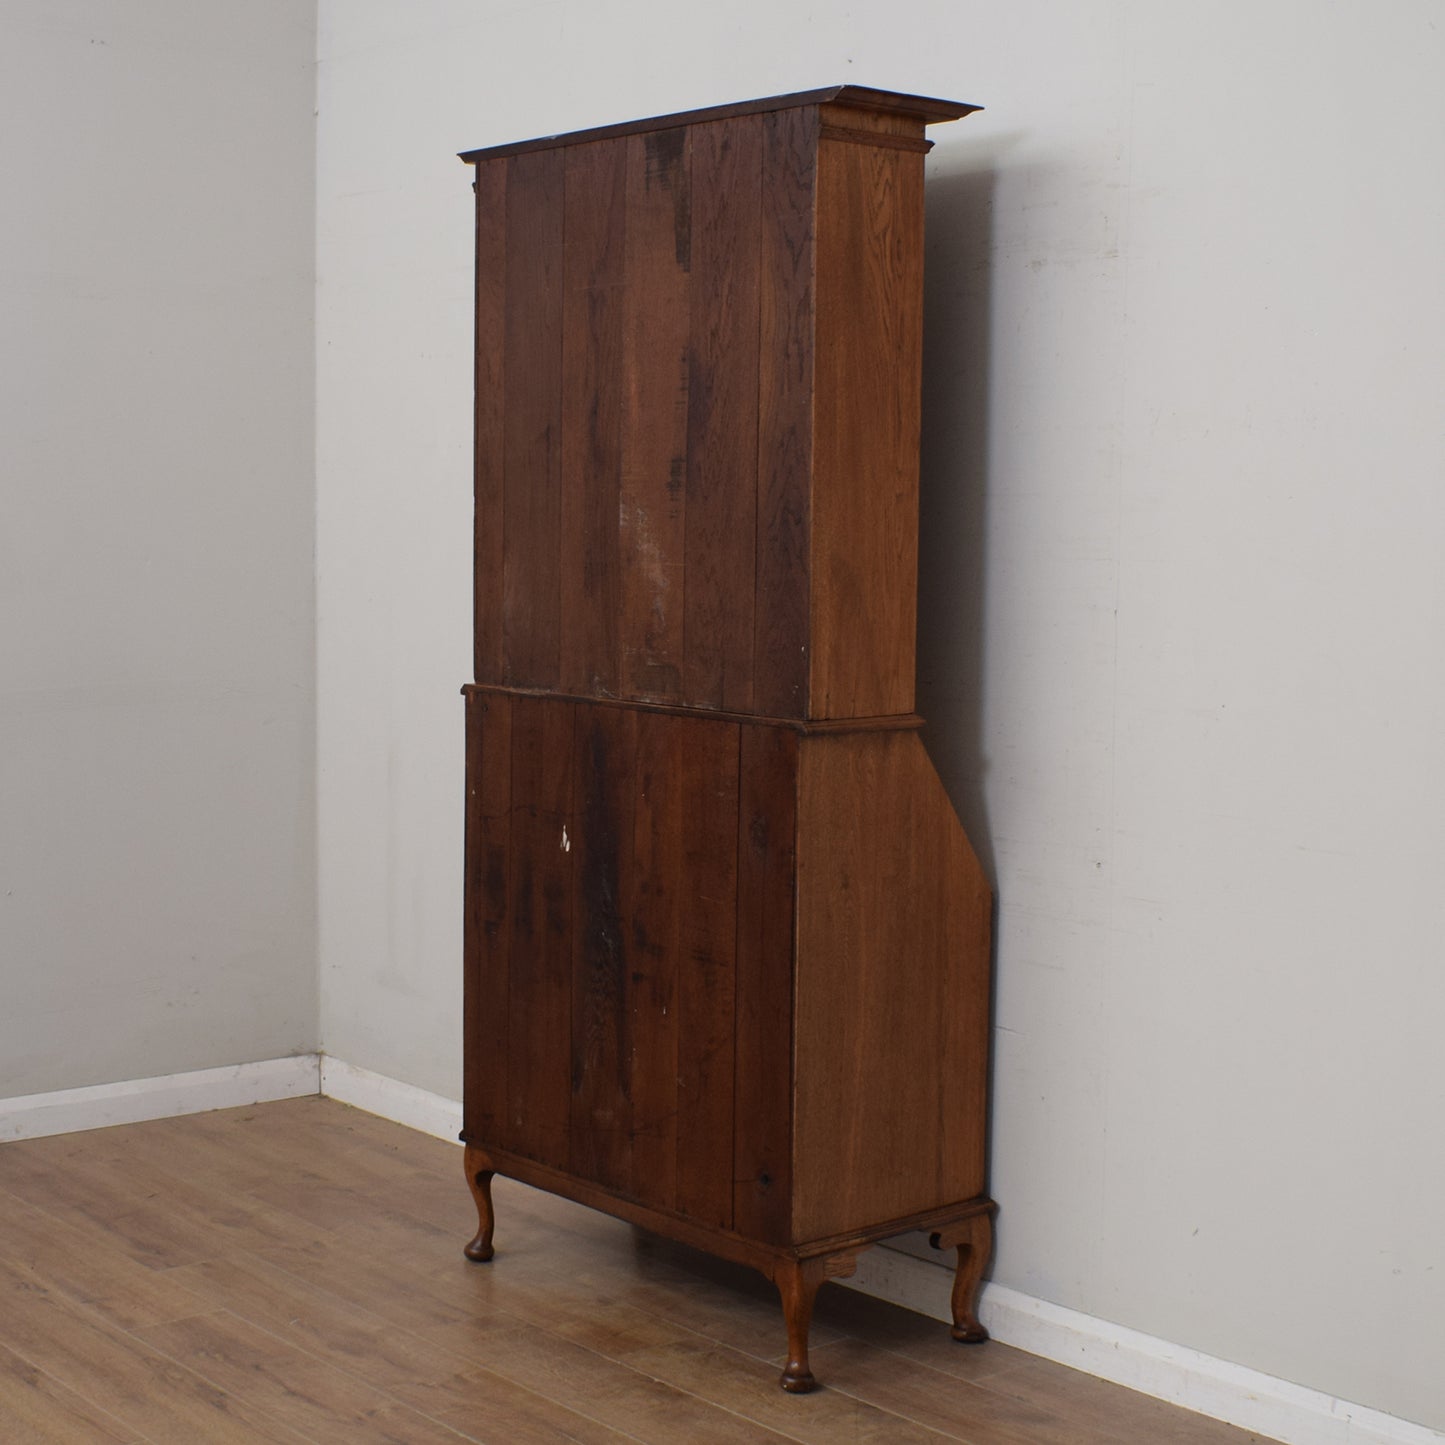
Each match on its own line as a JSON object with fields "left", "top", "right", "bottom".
{"left": 463, "top": 88, "right": 978, "bottom": 720}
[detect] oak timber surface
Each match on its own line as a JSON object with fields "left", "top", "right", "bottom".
{"left": 470, "top": 96, "right": 947, "bottom": 720}
{"left": 0, "top": 1099, "right": 1279, "bottom": 1444}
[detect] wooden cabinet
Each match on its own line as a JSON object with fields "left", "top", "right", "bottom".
{"left": 459, "top": 86, "right": 996, "bottom": 1392}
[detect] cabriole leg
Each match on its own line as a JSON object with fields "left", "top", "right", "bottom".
{"left": 930, "top": 1202, "right": 997, "bottom": 1342}
{"left": 463, "top": 1144, "right": 497, "bottom": 1262}
{"left": 772, "top": 1257, "right": 828, "bottom": 1393}
{"left": 769, "top": 1250, "right": 859, "bottom": 1393}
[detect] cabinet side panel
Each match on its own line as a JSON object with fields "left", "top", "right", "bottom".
{"left": 733, "top": 724, "right": 797, "bottom": 1244}
{"left": 502, "top": 149, "right": 565, "bottom": 689}
{"left": 463, "top": 691, "right": 511, "bottom": 1143}
{"left": 684, "top": 117, "right": 762, "bottom": 713}
{"left": 753, "top": 106, "right": 816, "bottom": 719}
{"left": 560, "top": 140, "right": 627, "bottom": 698}
{"left": 626, "top": 710, "right": 685, "bottom": 1209}
{"left": 504, "top": 696, "right": 577, "bottom": 1168}
{"left": 568, "top": 704, "right": 637, "bottom": 1192}
{"left": 474, "top": 161, "right": 507, "bottom": 685}
{"left": 793, "top": 731, "right": 990, "bottom": 1241}
{"left": 808, "top": 136, "right": 925, "bottom": 719}
{"left": 619, "top": 127, "right": 691, "bottom": 704}
{"left": 673, "top": 717, "right": 741, "bottom": 1229}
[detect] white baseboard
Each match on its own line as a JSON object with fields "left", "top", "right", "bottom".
{"left": 0, "top": 1054, "right": 321, "bottom": 1142}
{"left": 5, "top": 1055, "right": 1438, "bottom": 1445}
{"left": 318, "top": 1055, "right": 462, "bottom": 1142}
{"left": 849, "top": 1247, "right": 1443, "bottom": 1445}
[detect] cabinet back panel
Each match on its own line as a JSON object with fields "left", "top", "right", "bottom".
{"left": 503, "top": 694, "right": 578, "bottom": 1168}
{"left": 473, "top": 159, "right": 507, "bottom": 683}
{"left": 733, "top": 725, "right": 798, "bottom": 1244}
{"left": 669, "top": 715, "right": 740, "bottom": 1226}
{"left": 559, "top": 139, "right": 627, "bottom": 698}
{"left": 473, "top": 116, "right": 815, "bottom": 716}
{"left": 500, "top": 151, "right": 566, "bottom": 690}
{"left": 463, "top": 689, "right": 511, "bottom": 1143}
{"left": 753, "top": 106, "right": 817, "bottom": 720}
{"left": 618, "top": 126, "right": 691, "bottom": 702}
{"left": 567, "top": 704, "right": 636, "bottom": 1190}
{"left": 465, "top": 693, "right": 800, "bottom": 1233}
{"left": 682, "top": 117, "right": 763, "bottom": 713}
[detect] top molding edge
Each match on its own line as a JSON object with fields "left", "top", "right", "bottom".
{"left": 458, "top": 85, "right": 981, "bottom": 163}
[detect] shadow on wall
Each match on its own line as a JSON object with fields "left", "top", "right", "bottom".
{"left": 916, "top": 163, "right": 998, "bottom": 888}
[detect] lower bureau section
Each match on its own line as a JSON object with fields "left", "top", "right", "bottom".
{"left": 464, "top": 686, "right": 795, "bottom": 1242}
{"left": 462, "top": 683, "right": 995, "bottom": 1389}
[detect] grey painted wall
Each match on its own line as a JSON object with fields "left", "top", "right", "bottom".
{"left": 0, "top": 2, "right": 318, "bottom": 1095}
{"left": 313, "top": 2, "right": 1445, "bottom": 1432}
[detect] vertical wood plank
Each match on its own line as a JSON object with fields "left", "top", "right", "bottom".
{"left": 560, "top": 140, "right": 627, "bottom": 698}
{"left": 809, "top": 136, "right": 926, "bottom": 718}
{"left": 674, "top": 718, "right": 740, "bottom": 1228}
{"left": 625, "top": 710, "right": 684, "bottom": 1210}
{"left": 569, "top": 704, "right": 637, "bottom": 1193}
{"left": 684, "top": 117, "right": 763, "bottom": 712}
{"left": 503, "top": 149, "right": 566, "bottom": 689}
{"left": 506, "top": 695, "right": 576, "bottom": 1169}
{"left": 473, "top": 160, "right": 507, "bottom": 684}
{"left": 619, "top": 127, "right": 691, "bottom": 704}
{"left": 732, "top": 723, "right": 797, "bottom": 1244}
{"left": 463, "top": 690, "right": 512, "bottom": 1145}
{"left": 753, "top": 107, "right": 816, "bottom": 718}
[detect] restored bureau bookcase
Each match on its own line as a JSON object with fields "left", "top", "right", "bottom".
{"left": 458, "top": 86, "right": 995, "bottom": 1392}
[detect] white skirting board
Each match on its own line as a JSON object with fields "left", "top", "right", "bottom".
{"left": 0, "top": 1054, "right": 321, "bottom": 1142}
{"left": 318, "top": 1054, "right": 463, "bottom": 1142}
{"left": 1, "top": 1054, "right": 1438, "bottom": 1445}
{"left": 844, "top": 1249, "right": 1444, "bottom": 1445}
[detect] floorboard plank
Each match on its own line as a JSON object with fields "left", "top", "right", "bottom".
{"left": 0, "top": 1098, "right": 1283, "bottom": 1445}
{"left": 0, "top": 1185, "right": 214, "bottom": 1330}
{"left": 0, "top": 1340, "right": 139, "bottom": 1444}
{"left": 620, "top": 1336, "right": 963, "bottom": 1443}
{"left": 0, "top": 1259, "right": 311, "bottom": 1444}
{"left": 138, "top": 1308, "right": 495, "bottom": 1445}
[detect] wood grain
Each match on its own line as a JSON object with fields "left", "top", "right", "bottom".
{"left": 504, "top": 694, "right": 576, "bottom": 1168}
{"left": 672, "top": 715, "right": 740, "bottom": 1228}
{"left": 732, "top": 723, "right": 797, "bottom": 1244}
{"left": 0, "top": 1339, "right": 136, "bottom": 1444}
{"left": 568, "top": 703, "right": 637, "bottom": 1192}
{"left": 0, "top": 1257, "right": 309, "bottom": 1443}
{"left": 753, "top": 104, "right": 817, "bottom": 718}
{"left": 0, "top": 1184, "right": 210, "bottom": 1332}
{"left": 463, "top": 688, "right": 511, "bottom": 1144}
{"left": 0, "top": 1100, "right": 1274, "bottom": 1445}
{"left": 502, "top": 147, "right": 565, "bottom": 689}
{"left": 683, "top": 116, "right": 762, "bottom": 712}
{"left": 792, "top": 729, "right": 992, "bottom": 1240}
{"left": 137, "top": 1309, "right": 474, "bottom": 1445}
{"left": 626, "top": 708, "right": 685, "bottom": 1205}
{"left": 560, "top": 139, "right": 627, "bottom": 698}
{"left": 808, "top": 131, "right": 927, "bottom": 718}
{"left": 473, "top": 157, "right": 507, "bottom": 685}
{"left": 619, "top": 126, "right": 691, "bottom": 703}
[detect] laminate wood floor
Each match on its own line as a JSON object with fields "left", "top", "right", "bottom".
{"left": 0, "top": 1097, "right": 1277, "bottom": 1444}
